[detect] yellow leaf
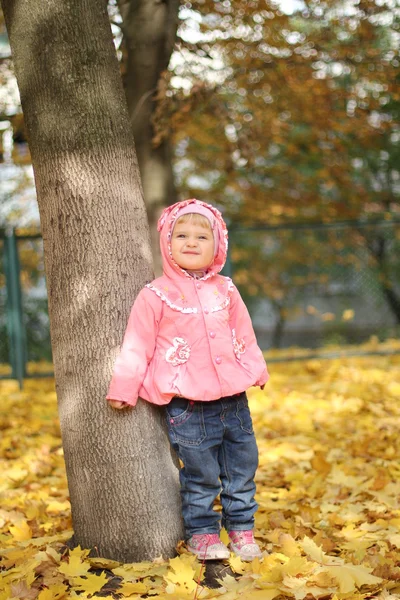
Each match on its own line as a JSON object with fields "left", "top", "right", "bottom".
{"left": 34, "top": 546, "right": 61, "bottom": 565}
{"left": 220, "top": 527, "right": 229, "bottom": 546}
{"left": 69, "top": 545, "right": 90, "bottom": 560}
{"left": 282, "top": 556, "right": 315, "bottom": 576}
{"left": 241, "top": 590, "right": 281, "bottom": 600}
{"left": 282, "top": 574, "right": 310, "bottom": 590}
{"left": 279, "top": 533, "right": 301, "bottom": 557}
{"left": 46, "top": 501, "right": 71, "bottom": 514}
{"left": 389, "top": 533, "right": 400, "bottom": 548}
{"left": 89, "top": 556, "right": 120, "bottom": 570}
{"left": 165, "top": 554, "right": 198, "bottom": 592}
{"left": 322, "top": 564, "right": 382, "bottom": 593}
{"left": 73, "top": 571, "right": 108, "bottom": 595}
{"left": 38, "top": 584, "right": 68, "bottom": 600}
{"left": 6, "top": 467, "right": 28, "bottom": 483}
{"left": 118, "top": 581, "right": 148, "bottom": 596}
{"left": 300, "top": 536, "right": 327, "bottom": 564}
{"left": 58, "top": 554, "right": 91, "bottom": 578}
{"left": 0, "top": 588, "right": 11, "bottom": 600}
{"left": 311, "top": 452, "right": 331, "bottom": 476}
{"left": 9, "top": 521, "right": 32, "bottom": 541}
{"left": 388, "top": 382, "right": 400, "bottom": 397}
{"left": 112, "top": 562, "right": 167, "bottom": 581}
{"left": 228, "top": 553, "right": 246, "bottom": 574}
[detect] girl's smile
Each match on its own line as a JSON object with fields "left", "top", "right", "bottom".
{"left": 171, "top": 221, "right": 215, "bottom": 271}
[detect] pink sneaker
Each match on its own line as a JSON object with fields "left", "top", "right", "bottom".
{"left": 228, "top": 530, "right": 262, "bottom": 561}
{"left": 187, "top": 533, "right": 230, "bottom": 560}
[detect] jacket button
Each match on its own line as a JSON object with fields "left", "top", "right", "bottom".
{"left": 196, "top": 283, "right": 201, "bottom": 289}
{"left": 204, "top": 307, "right": 209, "bottom": 314}
{"left": 215, "top": 356, "right": 222, "bottom": 365}
{"left": 209, "top": 331, "right": 216, "bottom": 338}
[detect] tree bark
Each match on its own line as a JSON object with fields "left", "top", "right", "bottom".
{"left": 1, "top": 0, "right": 183, "bottom": 562}
{"left": 118, "top": 0, "right": 180, "bottom": 275}
{"left": 364, "top": 233, "right": 400, "bottom": 324}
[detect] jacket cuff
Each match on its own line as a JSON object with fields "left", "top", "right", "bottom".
{"left": 256, "top": 369, "right": 269, "bottom": 387}
{"left": 106, "top": 394, "right": 138, "bottom": 407}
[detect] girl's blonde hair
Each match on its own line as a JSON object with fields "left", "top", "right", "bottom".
{"left": 175, "top": 213, "right": 212, "bottom": 230}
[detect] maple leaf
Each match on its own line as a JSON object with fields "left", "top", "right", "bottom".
{"left": 88, "top": 556, "right": 120, "bottom": 570}
{"left": 228, "top": 554, "right": 246, "bottom": 574}
{"left": 321, "top": 564, "right": 383, "bottom": 594}
{"left": 9, "top": 521, "right": 32, "bottom": 541}
{"left": 1, "top": 349, "right": 399, "bottom": 600}
{"left": 281, "top": 556, "right": 315, "bottom": 577}
{"left": 278, "top": 533, "right": 301, "bottom": 557}
{"left": 72, "top": 571, "right": 108, "bottom": 595}
{"left": 220, "top": 527, "right": 230, "bottom": 546}
{"left": 37, "top": 584, "right": 68, "bottom": 600}
{"left": 58, "top": 552, "right": 91, "bottom": 579}
{"left": 9, "top": 580, "right": 38, "bottom": 600}
{"left": 117, "top": 580, "right": 148, "bottom": 596}
{"left": 300, "top": 536, "right": 329, "bottom": 564}
{"left": 389, "top": 534, "right": 400, "bottom": 549}
{"left": 240, "top": 590, "right": 281, "bottom": 600}
{"left": 112, "top": 562, "right": 167, "bottom": 581}
{"left": 165, "top": 555, "right": 198, "bottom": 593}
{"left": 0, "top": 588, "right": 12, "bottom": 600}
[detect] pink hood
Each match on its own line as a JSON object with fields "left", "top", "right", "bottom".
{"left": 157, "top": 199, "right": 228, "bottom": 281}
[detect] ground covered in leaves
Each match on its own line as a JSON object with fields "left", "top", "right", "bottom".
{"left": 1, "top": 346, "right": 400, "bottom": 599}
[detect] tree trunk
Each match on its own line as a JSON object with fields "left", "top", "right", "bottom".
{"left": 272, "top": 303, "right": 286, "bottom": 349}
{"left": 358, "top": 229, "right": 400, "bottom": 325}
{"left": 1, "top": 0, "right": 183, "bottom": 562}
{"left": 367, "top": 234, "right": 400, "bottom": 324}
{"left": 118, "top": 0, "right": 180, "bottom": 275}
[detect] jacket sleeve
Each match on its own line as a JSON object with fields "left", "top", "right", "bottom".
{"left": 229, "top": 283, "right": 269, "bottom": 387}
{"left": 106, "top": 287, "right": 162, "bottom": 406}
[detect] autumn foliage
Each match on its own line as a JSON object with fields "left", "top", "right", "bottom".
{"left": 1, "top": 344, "right": 400, "bottom": 599}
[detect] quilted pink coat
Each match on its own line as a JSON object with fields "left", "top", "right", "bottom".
{"left": 107, "top": 199, "right": 269, "bottom": 406}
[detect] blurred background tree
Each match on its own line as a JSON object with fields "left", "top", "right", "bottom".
{"left": 2, "top": 0, "right": 398, "bottom": 226}
{"left": 1, "top": 0, "right": 399, "bottom": 352}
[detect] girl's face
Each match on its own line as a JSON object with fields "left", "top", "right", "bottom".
{"left": 171, "top": 219, "right": 215, "bottom": 271}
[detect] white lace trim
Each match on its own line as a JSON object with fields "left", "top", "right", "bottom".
{"left": 211, "top": 295, "right": 230, "bottom": 312}
{"left": 208, "top": 278, "right": 234, "bottom": 312}
{"left": 232, "top": 328, "right": 246, "bottom": 361}
{"left": 146, "top": 284, "right": 198, "bottom": 313}
{"left": 227, "top": 279, "right": 234, "bottom": 292}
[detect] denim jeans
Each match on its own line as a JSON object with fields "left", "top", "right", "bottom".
{"left": 165, "top": 392, "right": 258, "bottom": 538}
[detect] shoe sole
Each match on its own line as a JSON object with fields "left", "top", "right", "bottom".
{"left": 229, "top": 543, "right": 262, "bottom": 562}
{"left": 188, "top": 548, "right": 230, "bottom": 561}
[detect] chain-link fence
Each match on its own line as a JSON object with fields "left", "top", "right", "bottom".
{"left": 229, "top": 220, "right": 400, "bottom": 353}
{"left": 1, "top": 220, "right": 399, "bottom": 384}
{"left": 0, "top": 237, "right": 10, "bottom": 376}
{"left": 1, "top": 231, "right": 51, "bottom": 385}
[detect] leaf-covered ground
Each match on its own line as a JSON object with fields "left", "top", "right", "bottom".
{"left": 1, "top": 347, "right": 400, "bottom": 599}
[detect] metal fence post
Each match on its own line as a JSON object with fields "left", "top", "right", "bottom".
{"left": 4, "top": 229, "right": 26, "bottom": 388}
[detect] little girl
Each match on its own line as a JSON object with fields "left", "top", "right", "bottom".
{"left": 107, "top": 199, "right": 269, "bottom": 561}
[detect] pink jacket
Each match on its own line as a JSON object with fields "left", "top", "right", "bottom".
{"left": 107, "top": 199, "right": 269, "bottom": 406}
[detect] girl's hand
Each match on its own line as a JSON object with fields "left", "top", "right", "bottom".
{"left": 108, "top": 399, "right": 130, "bottom": 409}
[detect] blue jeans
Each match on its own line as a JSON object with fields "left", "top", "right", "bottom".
{"left": 165, "top": 392, "right": 259, "bottom": 538}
